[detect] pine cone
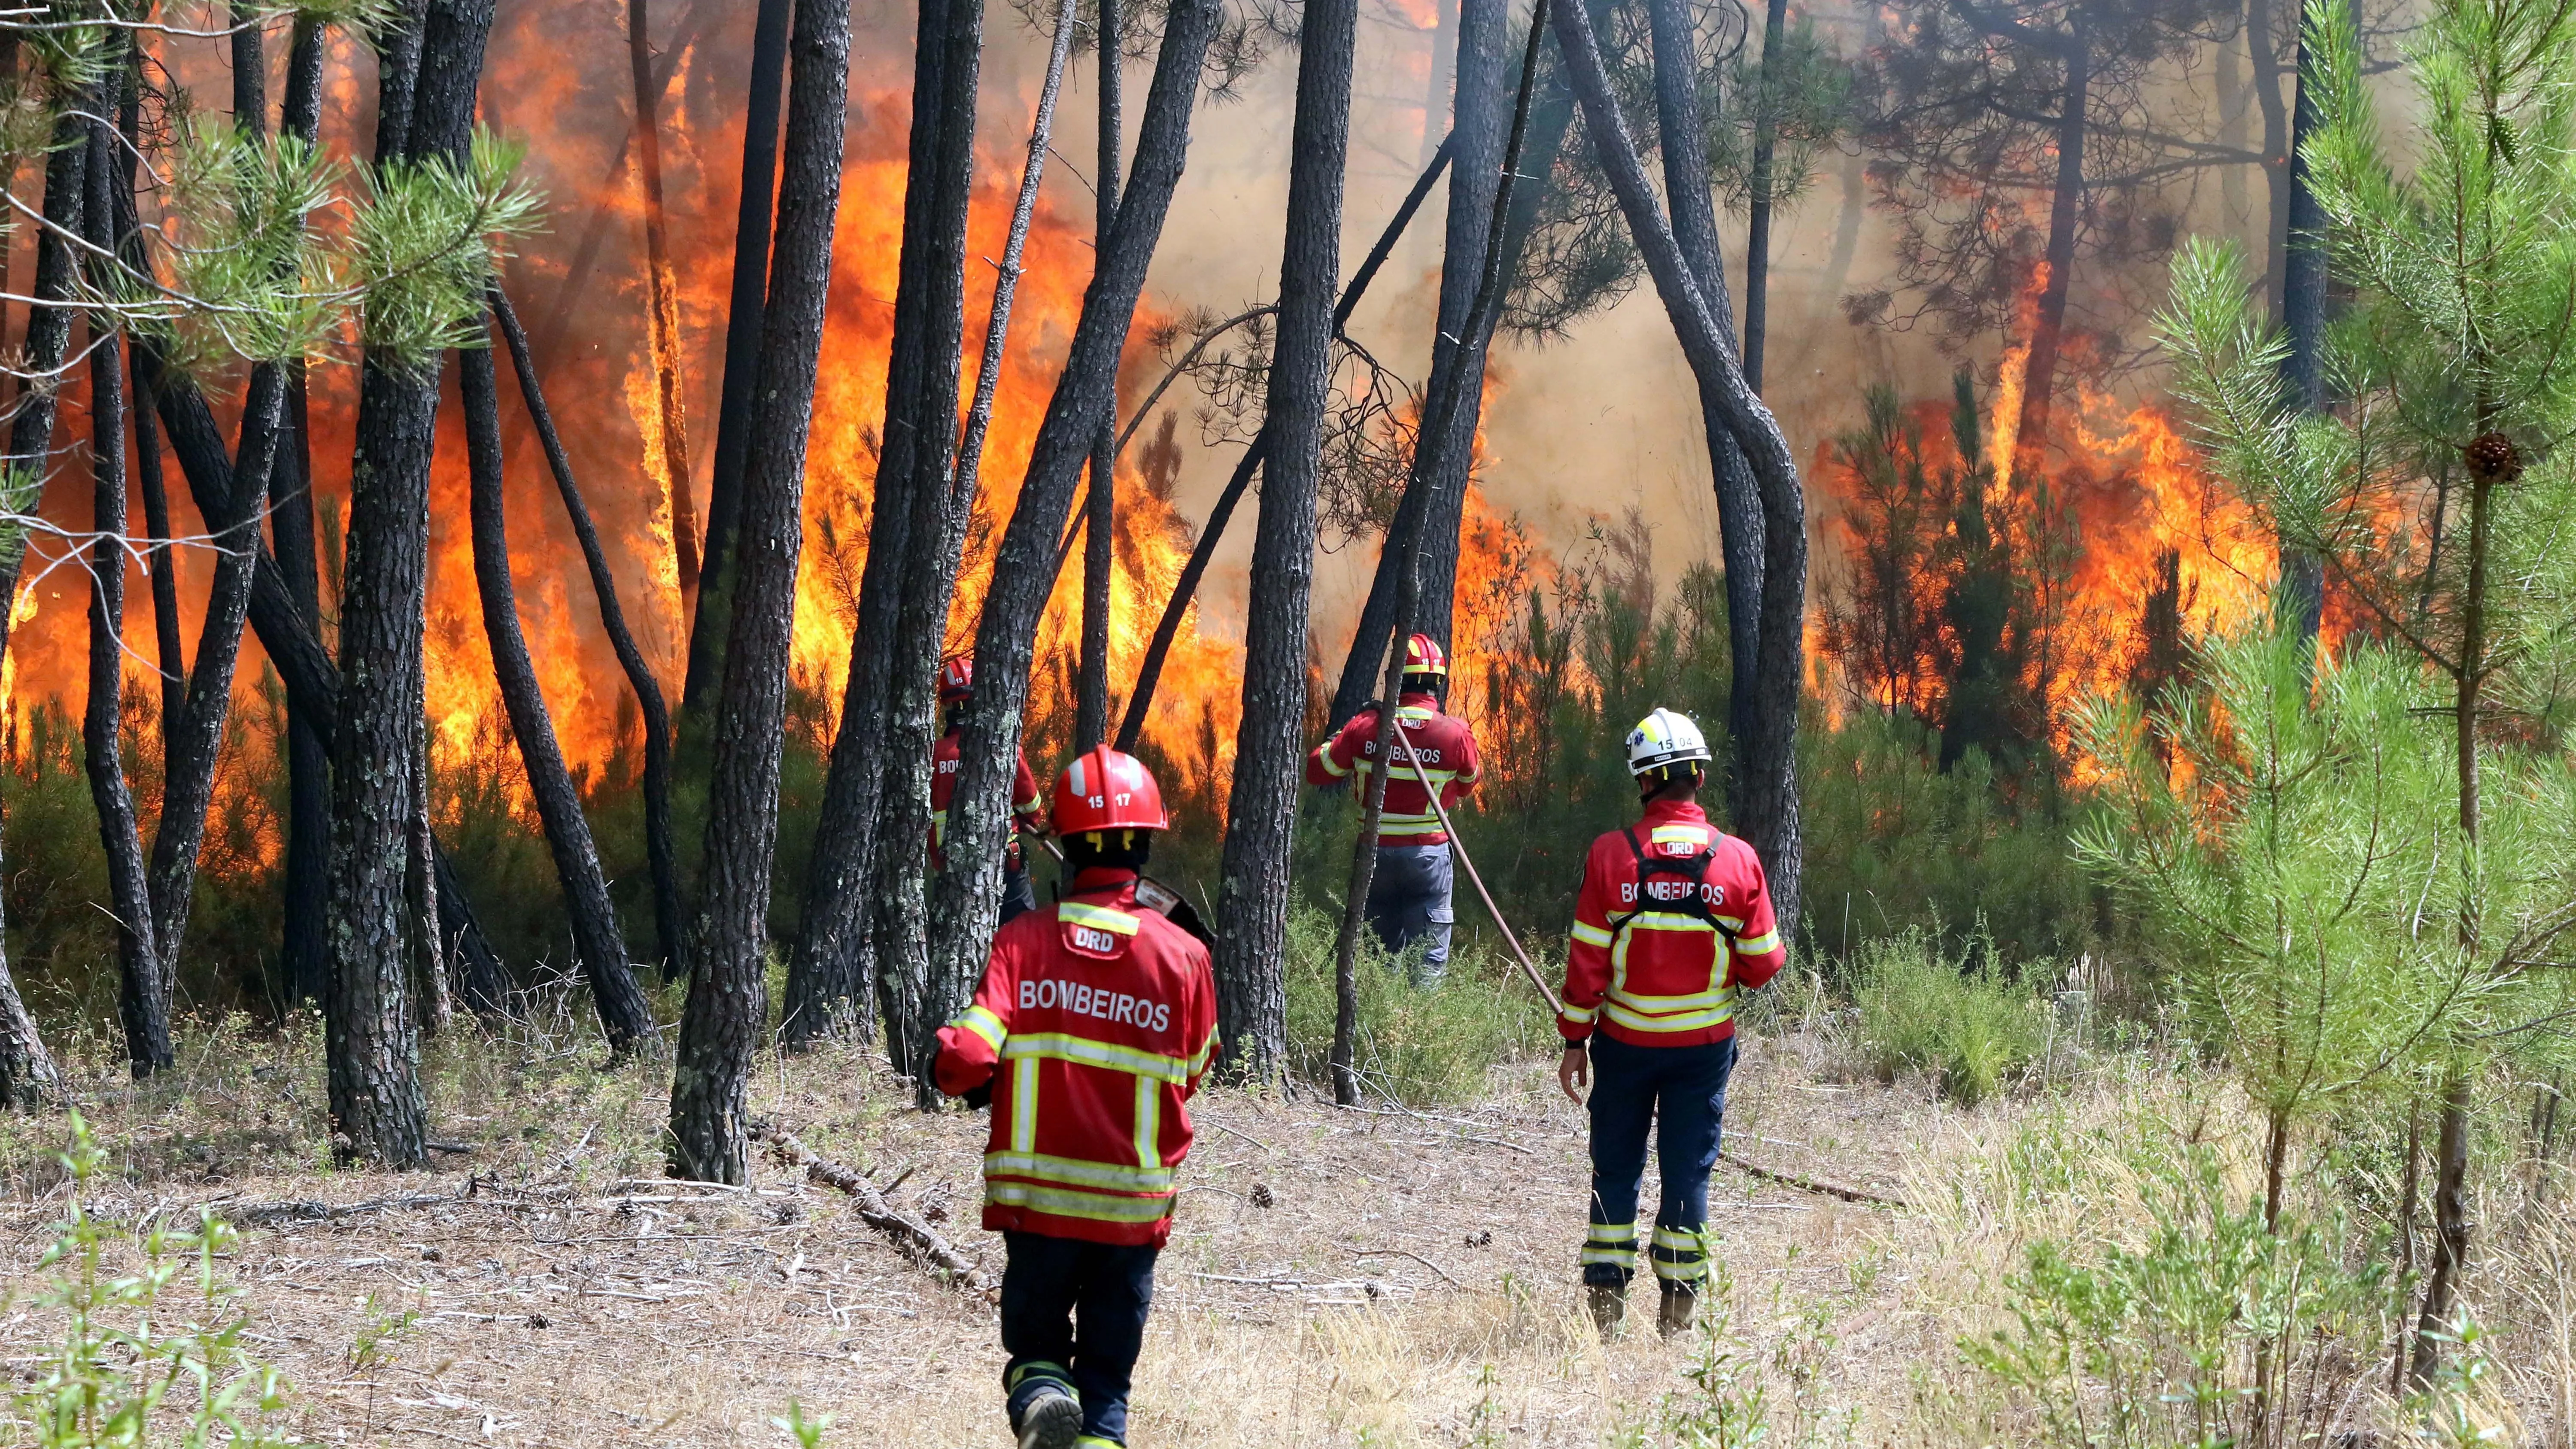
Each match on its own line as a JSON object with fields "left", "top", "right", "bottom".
{"left": 2465, "top": 432, "right": 2525, "bottom": 482}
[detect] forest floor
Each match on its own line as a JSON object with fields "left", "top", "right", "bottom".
{"left": 2, "top": 1009, "right": 2569, "bottom": 1447}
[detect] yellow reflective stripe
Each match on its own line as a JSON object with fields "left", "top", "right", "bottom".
{"left": 1653, "top": 1256, "right": 1710, "bottom": 1282}
{"left": 1396, "top": 706, "right": 1435, "bottom": 725}
{"left": 1603, "top": 999, "right": 1735, "bottom": 1033}
{"left": 1558, "top": 1002, "right": 1599, "bottom": 1025}
{"left": 1077, "top": 1438, "right": 1124, "bottom": 1449}
{"left": 1318, "top": 748, "right": 1350, "bottom": 778}
{"left": 1586, "top": 1222, "right": 1637, "bottom": 1243}
{"left": 984, "top": 1151, "right": 1174, "bottom": 1193}
{"left": 1614, "top": 984, "right": 1732, "bottom": 1012}
{"left": 1652, "top": 1227, "right": 1704, "bottom": 1252}
{"left": 953, "top": 1005, "right": 1006, "bottom": 1052}
{"left": 1187, "top": 1035, "right": 1216, "bottom": 1078}
{"left": 1570, "top": 920, "right": 1615, "bottom": 949}
{"left": 985, "top": 1181, "right": 1175, "bottom": 1223}
{"left": 1002, "top": 1033, "right": 1190, "bottom": 1084}
{"left": 1012, "top": 1057, "right": 1040, "bottom": 1153}
{"left": 1057, "top": 902, "right": 1141, "bottom": 936}
{"left": 1580, "top": 1247, "right": 1637, "bottom": 1265}
{"left": 1648, "top": 825, "right": 1711, "bottom": 846}
{"left": 1133, "top": 1075, "right": 1158, "bottom": 1171}
{"left": 1626, "top": 914, "right": 1719, "bottom": 934}
{"left": 1735, "top": 929, "right": 1782, "bottom": 956}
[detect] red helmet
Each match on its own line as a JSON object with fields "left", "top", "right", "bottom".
{"left": 1404, "top": 632, "right": 1449, "bottom": 677}
{"left": 936, "top": 656, "right": 975, "bottom": 702}
{"left": 1051, "top": 745, "right": 1169, "bottom": 835}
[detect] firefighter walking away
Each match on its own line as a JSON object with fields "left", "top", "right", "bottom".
{"left": 933, "top": 745, "right": 1219, "bottom": 1449}
{"left": 1306, "top": 632, "right": 1482, "bottom": 982}
{"left": 1556, "top": 708, "right": 1785, "bottom": 1338}
{"left": 932, "top": 656, "right": 1049, "bottom": 925}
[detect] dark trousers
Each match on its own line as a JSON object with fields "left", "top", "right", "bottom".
{"left": 999, "top": 858, "right": 1037, "bottom": 925}
{"left": 1366, "top": 843, "right": 1455, "bottom": 984}
{"left": 1582, "top": 1032, "right": 1737, "bottom": 1290}
{"left": 1000, "top": 1231, "right": 1158, "bottom": 1445}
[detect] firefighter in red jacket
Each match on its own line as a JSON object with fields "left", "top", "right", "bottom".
{"left": 1306, "top": 632, "right": 1482, "bottom": 982}
{"left": 934, "top": 745, "right": 1218, "bottom": 1449}
{"left": 1556, "top": 708, "right": 1786, "bottom": 1338}
{"left": 932, "top": 656, "right": 1048, "bottom": 924}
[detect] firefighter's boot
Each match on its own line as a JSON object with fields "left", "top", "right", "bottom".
{"left": 1013, "top": 1383, "right": 1082, "bottom": 1449}
{"left": 1658, "top": 1284, "right": 1699, "bottom": 1339}
{"left": 1586, "top": 1283, "right": 1627, "bottom": 1340}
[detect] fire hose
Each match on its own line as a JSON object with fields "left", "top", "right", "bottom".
{"left": 1390, "top": 723, "right": 1564, "bottom": 1016}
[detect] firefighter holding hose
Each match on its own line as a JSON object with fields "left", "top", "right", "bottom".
{"left": 1556, "top": 708, "right": 1786, "bottom": 1338}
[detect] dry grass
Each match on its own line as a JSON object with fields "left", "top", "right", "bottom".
{"left": 2, "top": 1009, "right": 2570, "bottom": 1447}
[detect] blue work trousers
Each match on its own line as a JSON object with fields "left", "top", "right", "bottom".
{"left": 1000, "top": 1231, "right": 1158, "bottom": 1446}
{"left": 1581, "top": 1032, "right": 1738, "bottom": 1289}
{"left": 1367, "top": 843, "right": 1455, "bottom": 984}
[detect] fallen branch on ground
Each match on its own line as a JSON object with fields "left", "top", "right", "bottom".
{"left": 1719, "top": 1151, "right": 1905, "bottom": 1209}
{"left": 753, "top": 1122, "right": 998, "bottom": 1300}
{"left": 229, "top": 1193, "right": 459, "bottom": 1226}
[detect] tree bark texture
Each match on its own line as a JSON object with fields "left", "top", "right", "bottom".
{"left": 872, "top": 0, "right": 992, "bottom": 1098}
{"left": 927, "top": 0, "right": 1223, "bottom": 1037}
{"left": 1115, "top": 137, "right": 1454, "bottom": 753}
{"left": 122, "top": 46, "right": 187, "bottom": 756}
{"left": 1328, "top": 0, "right": 1507, "bottom": 722}
{"left": 1212, "top": 0, "right": 1356, "bottom": 1084}
{"left": 494, "top": 289, "right": 689, "bottom": 987}
{"left": 462, "top": 331, "right": 659, "bottom": 1060}
{"left": 1077, "top": 0, "right": 1124, "bottom": 753}
{"left": 669, "top": 0, "right": 852, "bottom": 1183}
{"left": 1740, "top": 0, "right": 1787, "bottom": 391}
{"left": 681, "top": 0, "right": 795, "bottom": 713}
{"left": 1553, "top": 0, "right": 1804, "bottom": 935}
{"left": 2275, "top": 2, "right": 2326, "bottom": 642}
{"left": 325, "top": 0, "right": 497, "bottom": 1169}
{"left": 276, "top": 18, "right": 331, "bottom": 1007}
{"left": 784, "top": 0, "right": 959, "bottom": 1052}
{"left": 631, "top": 0, "right": 701, "bottom": 604}
{"left": 232, "top": 0, "right": 265, "bottom": 130}
{"left": 2010, "top": 10, "right": 2087, "bottom": 485}
{"left": 82, "top": 118, "right": 170, "bottom": 1077}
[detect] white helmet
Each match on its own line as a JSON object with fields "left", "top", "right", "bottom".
{"left": 1626, "top": 708, "right": 1712, "bottom": 778}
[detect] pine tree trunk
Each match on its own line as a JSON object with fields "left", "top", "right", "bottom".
{"left": 276, "top": 366, "right": 330, "bottom": 1005}
{"left": 681, "top": 0, "right": 795, "bottom": 714}
{"left": 784, "top": 0, "right": 958, "bottom": 1052}
{"left": 82, "top": 117, "right": 170, "bottom": 1077}
{"left": 2011, "top": 14, "right": 2087, "bottom": 484}
{"left": 407, "top": 703, "right": 450, "bottom": 1033}
{"left": 927, "top": 0, "right": 1224, "bottom": 1028}
{"left": 1213, "top": 0, "right": 1355, "bottom": 1085}
{"left": 493, "top": 290, "right": 689, "bottom": 987}
{"left": 326, "top": 0, "right": 498, "bottom": 1170}
{"left": 1117, "top": 139, "right": 1454, "bottom": 753}
{"left": 630, "top": 0, "right": 700, "bottom": 605}
{"left": 129, "top": 50, "right": 187, "bottom": 760}
{"left": 1553, "top": 0, "right": 1804, "bottom": 931}
{"left": 668, "top": 0, "right": 852, "bottom": 1183}
{"left": 462, "top": 332, "right": 659, "bottom": 1060}
{"left": 1740, "top": 0, "right": 1786, "bottom": 392}
{"left": 2275, "top": 0, "right": 2326, "bottom": 643}
{"left": 1076, "top": 3, "right": 1123, "bottom": 752}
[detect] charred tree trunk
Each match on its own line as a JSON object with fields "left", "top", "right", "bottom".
{"left": 462, "top": 329, "right": 659, "bottom": 1060}
{"left": 1114, "top": 137, "right": 1452, "bottom": 752}
{"left": 1328, "top": 0, "right": 1507, "bottom": 718}
{"left": 326, "top": 0, "right": 497, "bottom": 1170}
{"left": 1740, "top": 0, "right": 1787, "bottom": 392}
{"left": 873, "top": 0, "right": 995, "bottom": 1100}
{"left": 1212, "top": 0, "right": 1356, "bottom": 1084}
{"left": 82, "top": 117, "right": 170, "bottom": 1077}
{"left": 785, "top": 0, "right": 960, "bottom": 1053}
{"left": 1554, "top": 0, "right": 1804, "bottom": 932}
{"left": 631, "top": 0, "right": 701, "bottom": 605}
{"left": 1076, "top": 0, "right": 1124, "bottom": 753}
{"left": 494, "top": 290, "right": 689, "bottom": 988}
{"left": 407, "top": 702, "right": 450, "bottom": 1032}
{"left": 681, "top": 0, "right": 796, "bottom": 713}
{"left": 668, "top": 0, "right": 852, "bottom": 1183}
{"left": 2010, "top": 12, "right": 2087, "bottom": 485}
{"left": 2275, "top": 1, "right": 2326, "bottom": 644}
{"left": 274, "top": 16, "right": 331, "bottom": 1009}
{"left": 927, "top": 0, "right": 1223, "bottom": 1027}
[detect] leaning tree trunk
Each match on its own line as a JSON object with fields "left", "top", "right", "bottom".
{"left": 1211, "top": 0, "right": 1357, "bottom": 1084}
{"left": 1075, "top": 0, "right": 1123, "bottom": 753}
{"left": 81, "top": 116, "right": 170, "bottom": 1077}
{"left": 927, "top": 0, "right": 1224, "bottom": 1030}
{"left": 630, "top": 0, "right": 700, "bottom": 604}
{"left": 2274, "top": 0, "right": 2326, "bottom": 646}
{"left": 0, "top": 105, "right": 85, "bottom": 1111}
{"left": 128, "top": 23, "right": 186, "bottom": 756}
{"left": 783, "top": 0, "right": 958, "bottom": 1052}
{"left": 2009, "top": 13, "right": 2087, "bottom": 486}
{"left": 668, "top": 0, "right": 852, "bottom": 1184}
{"left": 461, "top": 327, "right": 659, "bottom": 1061}
{"left": 680, "top": 0, "right": 795, "bottom": 714}
{"left": 325, "top": 0, "right": 497, "bottom": 1170}
{"left": 1741, "top": 0, "right": 1786, "bottom": 392}
{"left": 494, "top": 290, "right": 690, "bottom": 988}
{"left": 872, "top": 0, "right": 992, "bottom": 1102}
{"left": 1555, "top": 0, "right": 1804, "bottom": 932}
{"left": 272, "top": 15, "right": 331, "bottom": 1007}
{"left": 1327, "top": 0, "right": 1508, "bottom": 723}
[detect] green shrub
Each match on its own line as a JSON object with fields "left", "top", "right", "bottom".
{"left": 1280, "top": 904, "right": 1550, "bottom": 1105}
{"left": 1849, "top": 927, "right": 2047, "bottom": 1105}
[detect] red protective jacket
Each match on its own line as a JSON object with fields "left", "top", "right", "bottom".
{"left": 930, "top": 729, "right": 1045, "bottom": 872}
{"left": 1557, "top": 799, "right": 1786, "bottom": 1048}
{"left": 1305, "top": 693, "right": 1481, "bottom": 847}
{"left": 934, "top": 869, "right": 1220, "bottom": 1246}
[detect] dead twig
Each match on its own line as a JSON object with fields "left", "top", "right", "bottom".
{"left": 1205, "top": 1120, "right": 1276, "bottom": 1153}
{"left": 230, "top": 1193, "right": 459, "bottom": 1227}
{"left": 1348, "top": 1246, "right": 1462, "bottom": 1288}
{"left": 1718, "top": 1151, "right": 1905, "bottom": 1209}
{"left": 753, "top": 1123, "right": 998, "bottom": 1300}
